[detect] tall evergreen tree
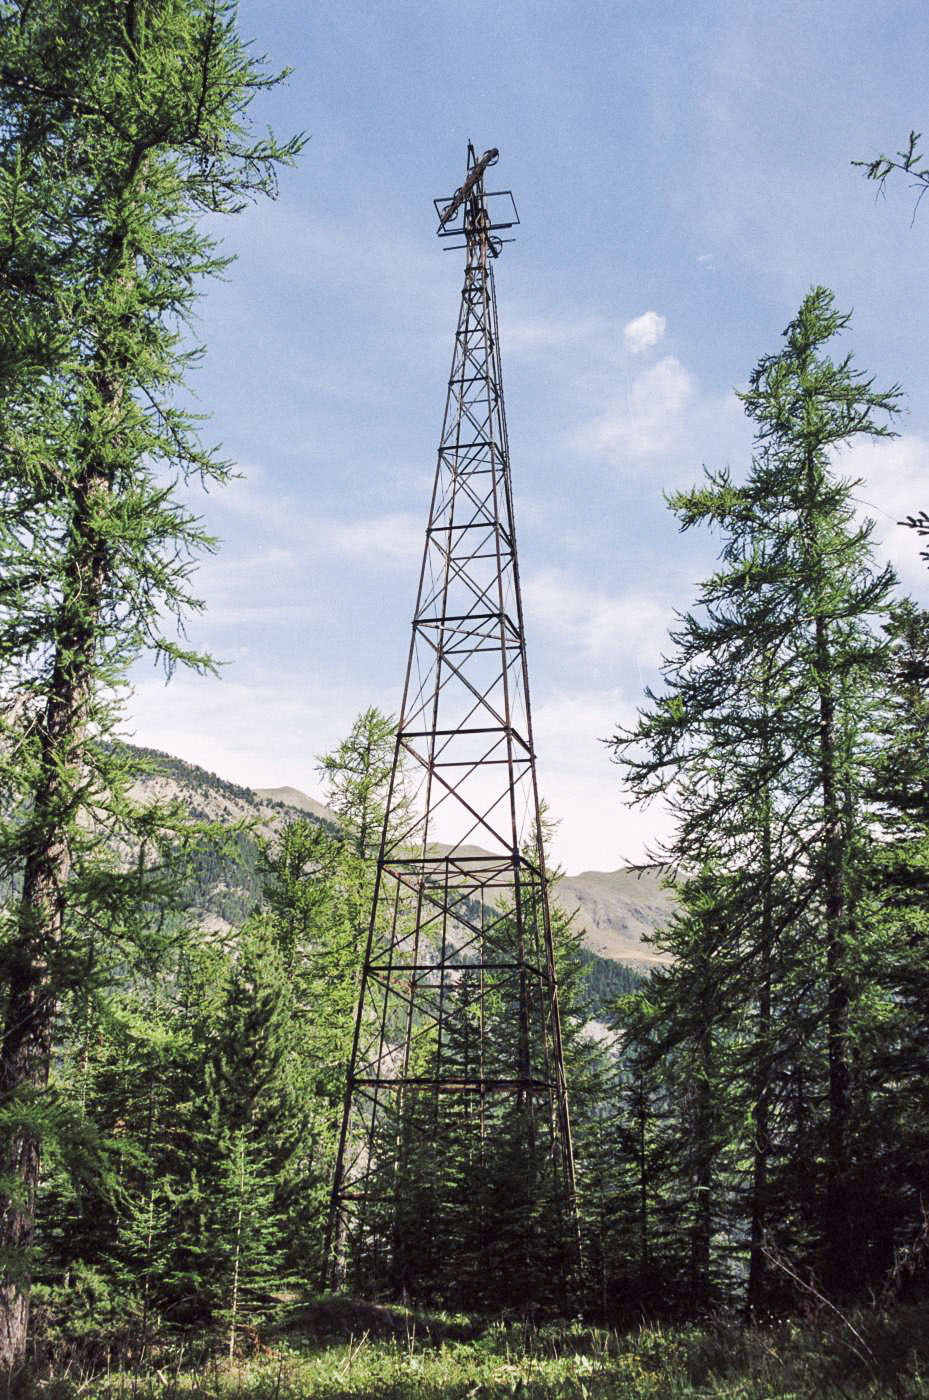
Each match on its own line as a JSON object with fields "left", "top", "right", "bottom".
{"left": 257, "top": 815, "right": 356, "bottom": 1283}
{"left": 612, "top": 287, "right": 900, "bottom": 1304}
{"left": 0, "top": 0, "right": 301, "bottom": 1364}
{"left": 318, "top": 707, "right": 400, "bottom": 865}
{"left": 858, "top": 601, "right": 929, "bottom": 1282}
{"left": 739, "top": 288, "right": 899, "bottom": 1291}
{"left": 205, "top": 921, "right": 303, "bottom": 1351}
{"left": 238, "top": 711, "right": 410, "bottom": 1285}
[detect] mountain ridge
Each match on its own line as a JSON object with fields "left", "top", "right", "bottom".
{"left": 131, "top": 752, "right": 672, "bottom": 970}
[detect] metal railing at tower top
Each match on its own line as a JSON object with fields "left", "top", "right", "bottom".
{"left": 323, "top": 144, "right": 578, "bottom": 1313}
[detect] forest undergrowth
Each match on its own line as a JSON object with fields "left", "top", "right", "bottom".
{"left": 15, "top": 1297, "right": 929, "bottom": 1400}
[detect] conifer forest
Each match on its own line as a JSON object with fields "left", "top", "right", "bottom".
{"left": 1, "top": 2, "right": 929, "bottom": 1397}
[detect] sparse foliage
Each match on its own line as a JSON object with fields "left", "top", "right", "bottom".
{"left": 854, "top": 129, "right": 929, "bottom": 208}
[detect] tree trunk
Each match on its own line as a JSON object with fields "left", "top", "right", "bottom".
{"left": 635, "top": 1074, "right": 649, "bottom": 1285}
{"left": 747, "top": 941, "right": 771, "bottom": 1315}
{"left": 0, "top": 459, "right": 109, "bottom": 1368}
{"left": 801, "top": 436, "right": 851, "bottom": 1296}
{"left": 689, "top": 1011, "right": 713, "bottom": 1313}
{"left": 228, "top": 1137, "right": 246, "bottom": 1362}
{"left": 748, "top": 726, "right": 774, "bottom": 1316}
{"left": 814, "top": 612, "right": 851, "bottom": 1293}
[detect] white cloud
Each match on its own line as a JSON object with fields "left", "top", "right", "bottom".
{"left": 573, "top": 354, "right": 697, "bottom": 463}
{"left": 503, "top": 312, "right": 605, "bottom": 354}
{"left": 531, "top": 686, "right": 674, "bottom": 872}
{"left": 125, "top": 592, "right": 676, "bottom": 875}
{"left": 843, "top": 433, "right": 929, "bottom": 601}
{"left": 213, "top": 472, "right": 423, "bottom": 565}
{"left": 327, "top": 512, "right": 424, "bottom": 566}
{"left": 193, "top": 470, "right": 426, "bottom": 590}
{"left": 524, "top": 567, "right": 671, "bottom": 668}
{"left": 126, "top": 670, "right": 375, "bottom": 800}
{"left": 623, "top": 310, "right": 667, "bottom": 355}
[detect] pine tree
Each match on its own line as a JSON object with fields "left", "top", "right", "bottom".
{"left": 739, "top": 288, "right": 899, "bottom": 1291}
{"left": 318, "top": 707, "right": 410, "bottom": 970}
{"left": 858, "top": 601, "right": 929, "bottom": 1284}
{"left": 0, "top": 1, "right": 301, "bottom": 1363}
{"left": 207, "top": 921, "right": 302, "bottom": 1351}
{"left": 29, "top": 940, "right": 217, "bottom": 1349}
{"left": 611, "top": 287, "right": 900, "bottom": 1305}
{"left": 76, "top": 927, "right": 306, "bottom": 1340}
{"left": 254, "top": 816, "right": 354, "bottom": 1285}
{"left": 318, "top": 708, "right": 400, "bottom": 865}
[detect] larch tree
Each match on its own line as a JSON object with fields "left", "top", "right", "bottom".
{"left": 612, "top": 287, "right": 900, "bottom": 1303}
{"left": 861, "top": 601, "right": 929, "bottom": 1276}
{"left": 739, "top": 288, "right": 899, "bottom": 1292}
{"left": 317, "top": 706, "right": 409, "bottom": 968}
{"left": 0, "top": 0, "right": 301, "bottom": 1366}
{"left": 318, "top": 707, "right": 400, "bottom": 865}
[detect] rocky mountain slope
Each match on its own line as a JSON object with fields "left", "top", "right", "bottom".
{"left": 255, "top": 785, "right": 335, "bottom": 825}
{"left": 130, "top": 749, "right": 673, "bottom": 969}
{"left": 555, "top": 867, "right": 674, "bottom": 969}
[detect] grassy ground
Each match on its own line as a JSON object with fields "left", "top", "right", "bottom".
{"left": 21, "top": 1298, "right": 929, "bottom": 1399}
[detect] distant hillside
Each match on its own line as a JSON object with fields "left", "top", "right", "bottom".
{"left": 554, "top": 866, "right": 675, "bottom": 970}
{"left": 129, "top": 748, "right": 338, "bottom": 830}
{"left": 255, "top": 785, "right": 335, "bottom": 825}
{"left": 421, "top": 840, "right": 675, "bottom": 969}
{"left": 127, "top": 752, "right": 670, "bottom": 988}
{"left": 127, "top": 747, "right": 333, "bottom": 930}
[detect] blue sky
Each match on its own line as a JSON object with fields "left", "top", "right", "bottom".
{"left": 129, "top": 0, "right": 929, "bottom": 873}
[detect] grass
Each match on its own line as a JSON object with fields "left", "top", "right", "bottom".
{"left": 15, "top": 1298, "right": 929, "bottom": 1399}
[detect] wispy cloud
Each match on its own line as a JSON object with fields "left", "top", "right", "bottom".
{"left": 127, "top": 670, "right": 377, "bottom": 799}
{"left": 327, "top": 512, "right": 424, "bottom": 565}
{"left": 200, "top": 470, "right": 424, "bottom": 573}
{"left": 573, "top": 355, "right": 698, "bottom": 463}
{"left": 844, "top": 433, "right": 929, "bottom": 599}
{"left": 524, "top": 567, "right": 671, "bottom": 666}
{"left": 503, "top": 311, "right": 607, "bottom": 354}
{"left": 532, "top": 686, "right": 674, "bottom": 871}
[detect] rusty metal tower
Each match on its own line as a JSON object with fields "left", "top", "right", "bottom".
{"left": 325, "top": 145, "right": 576, "bottom": 1310}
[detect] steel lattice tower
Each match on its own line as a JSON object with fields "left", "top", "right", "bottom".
{"left": 325, "top": 145, "right": 576, "bottom": 1310}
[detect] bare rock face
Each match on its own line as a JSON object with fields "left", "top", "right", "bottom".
{"left": 553, "top": 866, "right": 676, "bottom": 969}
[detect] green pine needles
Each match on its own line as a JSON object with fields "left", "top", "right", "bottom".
{"left": 0, "top": 0, "right": 302, "bottom": 1368}
{"left": 610, "top": 287, "right": 913, "bottom": 1313}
